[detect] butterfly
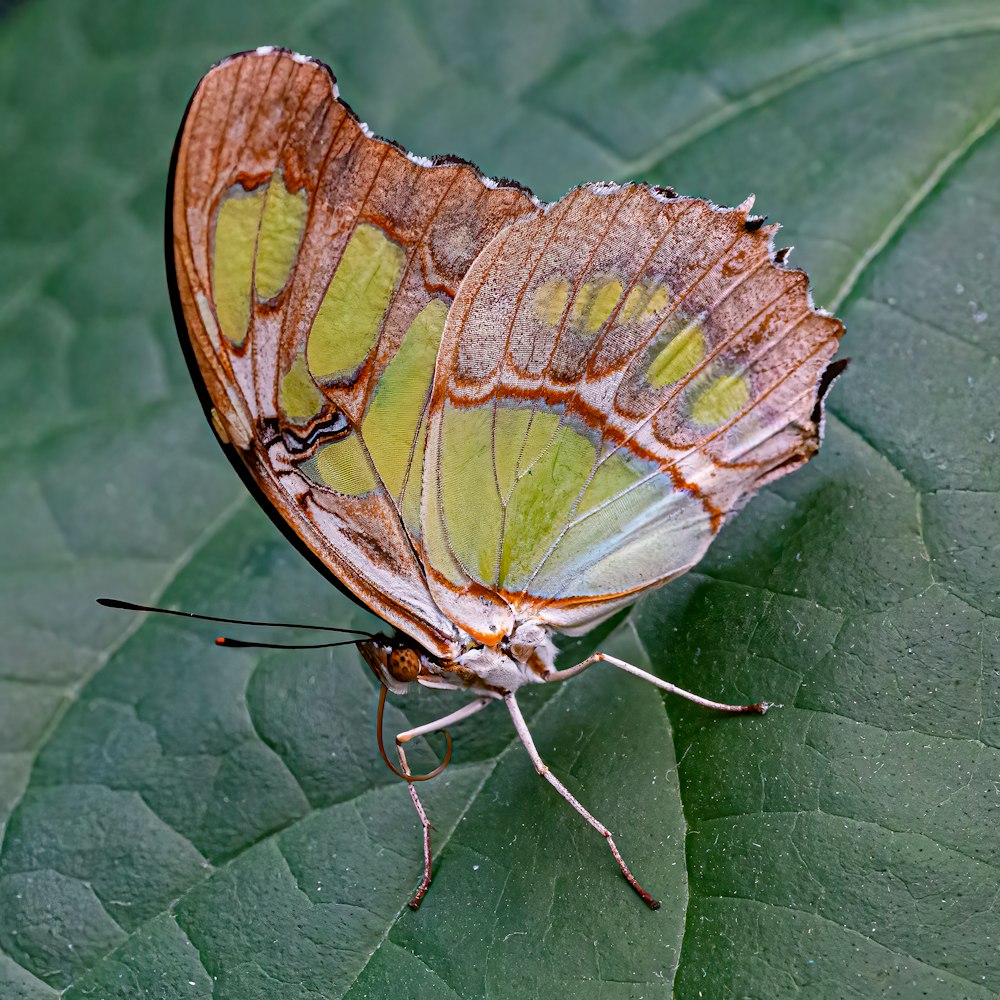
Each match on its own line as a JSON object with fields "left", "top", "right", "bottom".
{"left": 167, "top": 46, "right": 845, "bottom": 910}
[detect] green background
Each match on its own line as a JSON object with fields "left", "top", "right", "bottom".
{"left": 2, "top": 1, "right": 998, "bottom": 996}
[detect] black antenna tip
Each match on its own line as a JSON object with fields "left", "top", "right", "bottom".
{"left": 97, "top": 597, "right": 130, "bottom": 609}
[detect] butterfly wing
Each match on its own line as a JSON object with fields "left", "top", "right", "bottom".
{"left": 421, "top": 184, "right": 844, "bottom": 642}
{"left": 169, "top": 48, "right": 540, "bottom": 656}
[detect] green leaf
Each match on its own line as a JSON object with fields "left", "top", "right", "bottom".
{"left": 1, "top": 0, "right": 998, "bottom": 996}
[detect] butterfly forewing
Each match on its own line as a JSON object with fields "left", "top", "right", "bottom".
{"left": 422, "top": 185, "right": 844, "bottom": 638}
{"left": 170, "top": 48, "right": 540, "bottom": 656}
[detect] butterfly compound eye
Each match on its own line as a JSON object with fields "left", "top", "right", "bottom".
{"left": 388, "top": 647, "right": 421, "bottom": 683}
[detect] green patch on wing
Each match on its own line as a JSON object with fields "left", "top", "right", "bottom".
{"left": 362, "top": 298, "right": 448, "bottom": 528}
{"left": 646, "top": 318, "right": 705, "bottom": 387}
{"left": 499, "top": 418, "right": 597, "bottom": 588}
{"left": 304, "top": 434, "right": 377, "bottom": 496}
{"left": 212, "top": 186, "right": 267, "bottom": 345}
{"left": 307, "top": 224, "right": 405, "bottom": 381}
{"left": 690, "top": 372, "right": 750, "bottom": 427}
{"left": 570, "top": 277, "right": 623, "bottom": 335}
{"left": 437, "top": 404, "right": 504, "bottom": 582}
{"left": 430, "top": 400, "right": 702, "bottom": 599}
{"left": 280, "top": 353, "right": 324, "bottom": 423}
{"left": 212, "top": 172, "right": 308, "bottom": 346}
{"left": 254, "top": 175, "right": 308, "bottom": 300}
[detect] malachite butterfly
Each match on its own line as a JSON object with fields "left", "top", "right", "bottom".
{"left": 166, "top": 46, "right": 845, "bottom": 909}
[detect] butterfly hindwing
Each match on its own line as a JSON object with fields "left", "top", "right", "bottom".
{"left": 170, "top": 48, "right": 540, "bottom": 656}
{"left": 422, "top": 185, "right": 844, "bottom": 639}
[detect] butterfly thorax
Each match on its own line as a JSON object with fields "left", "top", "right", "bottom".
{"left": 358, "top": 621, "right": 558, "bottom": 697}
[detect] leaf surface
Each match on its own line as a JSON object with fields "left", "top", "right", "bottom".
{"left": 1, "top": 1, "right": 998, "bottom": 996}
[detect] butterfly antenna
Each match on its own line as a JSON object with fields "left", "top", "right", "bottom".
{"left": 214, "top": 636, "right": 370, "bottom": 650}
{"left": 97, "top": 597, "right": 373, "bottom": 636}
{"left": 376, "top": 685, "right": 452, "bottom": 783}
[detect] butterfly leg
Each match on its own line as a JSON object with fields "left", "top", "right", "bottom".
{"left": 395, "top": 696, "right": 494, "bottom": 909}
{"left": 546, "top": 653, "right": 769, "bottom": 714}
{"left": 505, "top": 692, "right": 660, "bottom": 910}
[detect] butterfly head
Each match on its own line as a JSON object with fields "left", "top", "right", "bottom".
{"left": 358, "top": 636, "right": 432, "bottom": 694}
